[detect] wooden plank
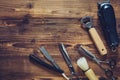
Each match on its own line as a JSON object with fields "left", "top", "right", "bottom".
{"left": 0, "top": 0, "right": 119, "bottom": 18}
{"left": 0, "top": 0, "right": 120, "bottom": 80}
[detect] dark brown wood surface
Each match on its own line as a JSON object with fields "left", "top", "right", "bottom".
{"left": 0, "top": 0, "right": 120, "bottom": 80}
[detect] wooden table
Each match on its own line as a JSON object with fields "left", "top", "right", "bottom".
{"left": 0, "top": 0, "right": 120, "bottom": 80}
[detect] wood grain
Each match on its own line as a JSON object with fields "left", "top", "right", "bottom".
{"left": 0, "top": 0, "right": 120, "bottom": 80}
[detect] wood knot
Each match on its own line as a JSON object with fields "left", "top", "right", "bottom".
{"left": 26, "top": 3, "right": 34, "bottom": 9}
{"left": 22, "top": 14, "right": 31, "bottom": 24}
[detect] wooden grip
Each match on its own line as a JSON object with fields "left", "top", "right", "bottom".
{"left": 89, "top": 28, "right": 107, "bottom": 55}
{"left": 85, "top": 69, "right": 99, "bottom": 80}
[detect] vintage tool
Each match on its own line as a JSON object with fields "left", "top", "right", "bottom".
{"left": 98, "top": 0, "right": 119, "bottom": 52}
{"left": 39, "top": 47, "right": 61, "bottom": 69}
{"left": 80, "top": 16, "right": 107, "bottom": 56}
{"left": 59, "top": 43, "right": 81, "bottom": 80}
{"left": 77, "top": 57, "right": 99, "bottom": 80}
{"left": 77, "top": 45, "right": 116, "bottom": 69}
{"left": 78, "top": 45, "right": 117, "bottom": 80}
{"left": 29, "top": 47, "right": 69, "bottom": 80}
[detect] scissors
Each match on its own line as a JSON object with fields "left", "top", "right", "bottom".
{"left": 78, "top": 45, "right": 117, "bottom": 80}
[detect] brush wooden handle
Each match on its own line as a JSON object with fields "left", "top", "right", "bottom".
{"left": 89, "top": 28, "right": 107, "bottom": 55}
{"left": 85, "top": 69, "right": 98, "bottom": 80}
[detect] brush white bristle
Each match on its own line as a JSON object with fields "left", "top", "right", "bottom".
{"left": 77, "top": 57, "right": 89, "bottom": 71}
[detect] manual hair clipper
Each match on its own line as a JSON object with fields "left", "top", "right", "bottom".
{"left": 98, "top": 0, "right": 119, "bottom": 52}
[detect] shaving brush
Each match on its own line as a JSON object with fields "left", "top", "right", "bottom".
{"left": 77, "top": 57, "right": 98, "bottom": 80}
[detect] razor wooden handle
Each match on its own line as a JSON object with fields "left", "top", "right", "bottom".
{"left": 89, "top": 28, "right": 107, "bottom": 55}
{"left": 85, "top": 69, "right": 99, "bottom": 80}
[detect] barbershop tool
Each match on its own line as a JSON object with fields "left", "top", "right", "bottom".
{"left": 29, "top": 47, "right": 69, "bottom": 80}
{"left": 98, "top": 0, "right": 119, "bottom": 52}
{"left": 78, "top": 45, "right": 117, "bottom": 80}
{"left": 77, "top": 57, "right": 99, "bottom": 80}
{"left": 59, "top": 43, "right": 81, "bottom": 80}
{"left": 80, "top": 16, "right": 107, "bottom": 56}
{"left": 39, "top": 47, "right": 61, "bottom": 69}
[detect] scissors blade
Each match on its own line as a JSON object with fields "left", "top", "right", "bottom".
{"left": 78, "top": 45, "right": 99, "bottom": 62}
